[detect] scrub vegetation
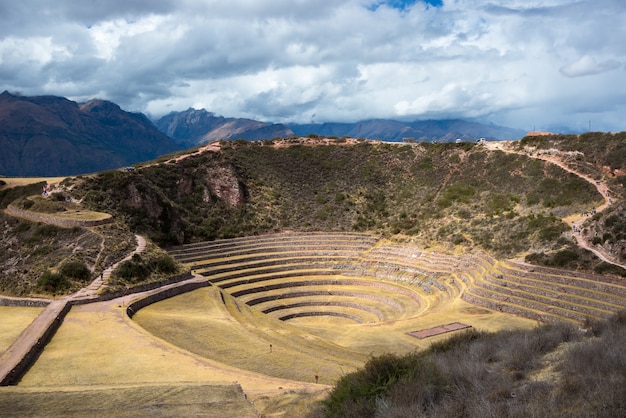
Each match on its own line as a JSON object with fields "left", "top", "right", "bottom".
{"left": 71, "top": 139, "right": 600, "bottom": 260}
{"left": 315, "top": 311, "right": 626, "bottom": 418}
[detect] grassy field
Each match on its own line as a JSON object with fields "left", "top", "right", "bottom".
{"left": 0, "top": 383, "right": 257, "bottom": 417}
{"left": 12, "top": 279, "right": 535, "bottom": 416}
{"left": 134, "top": 287, "right": 365, "bottom": 385}
{"left": 0, "top": 177, "right": 68, "bottom": 189}
{"left": 19, "top": 293, "right": 325, "bottom": 394}
{"left": 134, "top": 285, "right": 536, "bottom": 383}
{"left": 0, "top": 306, "right": 44, "bottom": 354}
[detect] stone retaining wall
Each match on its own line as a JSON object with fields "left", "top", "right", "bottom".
{"left": 0, "top": 272, "right": 193, "bottom": 386}
{"left": 0, "top": 297, "right": 50, "bottom": 307}
{"left": 0, "top": 300, "right": 72, "bottom": 386}
{"left": 71, "top": 272, "right": 193, "bottom": 306}
{"left": 126, "top": 280, "right": 210, "bottom": 318}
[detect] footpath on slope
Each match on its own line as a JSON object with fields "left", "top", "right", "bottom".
{"left": 72, "top": 235, "right": 146, "bottom": 300}
{"left": 0, "top": 235, "right": 146, "bottom": 385}
{"left": 484, "top": 141, "right": 625, "bottom": 270}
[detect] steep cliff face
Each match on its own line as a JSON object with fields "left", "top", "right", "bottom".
{"left": 203, "top": 164, "right": 247, "bottom": 206}
{"left": 74, "top": 152, "right": 248, "bottom": 245}
{"left": 585, "top": 201, "right": 626, "bottom": 262}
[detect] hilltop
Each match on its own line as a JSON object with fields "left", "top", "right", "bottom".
{"left": 2, "top": 132, "right": 625, "bottom": 295}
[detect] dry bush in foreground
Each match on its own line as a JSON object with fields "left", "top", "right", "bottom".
{"left": 315, "top": 314, "right": 626, "bottom": 418}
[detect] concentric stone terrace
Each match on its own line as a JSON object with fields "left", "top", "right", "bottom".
{"left": 167, "top": 232, "right": 626, "bottom": 325}
{"left": 168, "top": 232, "right": 427, "bottom": 324}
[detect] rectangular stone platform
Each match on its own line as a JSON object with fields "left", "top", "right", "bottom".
{"left": 408, "top": 322, "right": 471, "bottom": 339}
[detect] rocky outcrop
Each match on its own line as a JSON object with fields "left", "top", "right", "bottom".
{"left": 204, "top": 165, "right": 247, "bottom": 206}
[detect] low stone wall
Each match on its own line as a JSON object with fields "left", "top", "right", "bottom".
{"left": 126, "top": 280, "right": 210, "bottom": 318}
{"left": 0, "top": 272, "right": 194, "bottom": 386}
{"left": 71, "top": 272, "right": 193, "bottom": 306}
{"left": 0, "top": 300, "right": 72, "bottom": 386}
{"left": 5, "top": 204, "right": 113, "bottom": 228}
{"left": 0, "top": 297, "right": 50, "bottom": 307}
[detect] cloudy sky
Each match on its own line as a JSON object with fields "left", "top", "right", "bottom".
{"left": 1, "top": 0, "right": 625, "bottom": 132}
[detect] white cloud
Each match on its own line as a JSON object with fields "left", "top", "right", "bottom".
{"left": 0, "top": 0, "right": 625, "bottom": 131}
{"left": 560, "top": 55, "right": 621, "bottom": 78}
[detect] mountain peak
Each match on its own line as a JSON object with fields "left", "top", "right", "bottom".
{"left": 0, "top": 93, "right": 181, "bottom": 176}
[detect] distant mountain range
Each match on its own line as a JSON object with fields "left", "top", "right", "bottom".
{"left": 154, "top": 108, "right": 526, "bottom": 147}
{"left": 0, "top": 91, "right": 180, "bottom": 176}
{"left": 0, "top": 92, "right": 526, "bottom": 177}
{"left": 286, "top": 119, "right": 526, "bottom": 143}
{"left": 154, "top": 108, "right": 293, "bottom": 145}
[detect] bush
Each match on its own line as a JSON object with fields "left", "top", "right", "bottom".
{"left": 155, "top": 255, "right": 177, "bottom": 274}
{"left": 59, "top": 261, "right": 91, "bottom": 281}
{"left": 50, "top": 192, "right": 66, "bottom": 201}
{"left": 21, "top": 199, "right": 34, "bottom": 209}
{"left": 37, "top": 270, "right": 68, "bottom": 293}
{"left": 115, "top": 255, "right": 150, "bottom": 282}
{"left": 318, "top": 319, "right": 605, "bottom": 418}
{"left": 550, "top": 249, "right": 580, "bottom": 266}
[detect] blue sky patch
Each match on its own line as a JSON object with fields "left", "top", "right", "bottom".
{"left": 369, "top": 0, "right": 443, "bottom": 11}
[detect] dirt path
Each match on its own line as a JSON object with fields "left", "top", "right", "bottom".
{"left": 72, "top": 235, "right": 146, "bottom": 300}
{"left": 484, "top": 141, "right": 625, "bottom": 269}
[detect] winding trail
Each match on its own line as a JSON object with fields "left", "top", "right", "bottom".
{"left": 484, "top": 141, "right": 625, "bottom": 270}
{"left": 72, "top": 235, "right": 146, "bottom": 300}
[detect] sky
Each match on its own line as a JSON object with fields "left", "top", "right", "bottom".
{"left": 1, "top": 0, "right": 625, "bottom": 132}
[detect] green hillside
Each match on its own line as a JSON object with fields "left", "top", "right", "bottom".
{"left": 72, "top": 139, "right": 598, "bottom": 255}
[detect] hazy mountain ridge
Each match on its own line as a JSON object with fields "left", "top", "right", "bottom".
{"left": 0, "top": 92, "right": 181, "bottom": 177}
{"left": 0, "top": 92, "right": 544, "bottom": 177}
{"left": 154, "top": 108, "right": 295, "bottom": 146}
{"left": 154, "top": 109, "right": 526, "bottom": 146}
{"left": 288, "top": 118, "right": 526, "bottom": 142}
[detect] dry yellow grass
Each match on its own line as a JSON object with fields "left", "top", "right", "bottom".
{"left": 135, "top": 285, "right": 537, "bottom": 382}
{"left": 0, "top": 383, "right": 257, "bottom": 417}
{"left": 134, "top": 287, "right": 364, "bottom": 385}
{"left": 37, "top": 207, "right": 112, "bottom": 222}
{"left": 19, "top": 292, "right": 325, "bottom": 398}
{"left": 0, "top": 177, "right": 68, "bottom": 188}
{"left": 0, "top": 306, "right": 44, "bottom": 354}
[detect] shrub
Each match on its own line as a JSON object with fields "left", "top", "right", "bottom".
{"left": 37, "top": 270, "right": 68, "bottom": 293}
{"left": 115, "top": 256, "right": 150, "bottom": 282}
{"left": 34, "top": 224, "right": 59, "bottom": 237}
{"left": 21, "top": 199, "right": 34, "bottom": 209}
{"left": 59, "top": 261, "right": 91, "bottom": 282}
{"left": 594, "top": 262, "right": 626, "bottom": 277}
{"left": 322, "top": 352, "right": 429, "bottom": 417}
{"left": 155, "top": 255, "right": 177, "bottom": 274}
{"left": 50, "top": 192, "right": 66, "bottom": 201}
{"left": 550, "top": 249, "right": 579, "bottom": 266}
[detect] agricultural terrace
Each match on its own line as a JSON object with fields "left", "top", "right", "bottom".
{"left": 125, "top": 232, "right": 626, "bottom": 389}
